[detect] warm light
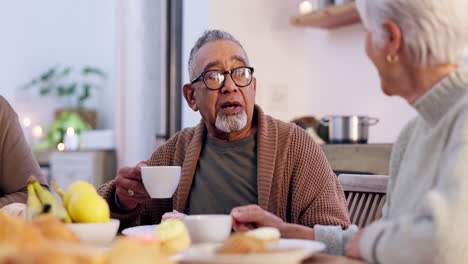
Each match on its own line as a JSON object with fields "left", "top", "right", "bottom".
{"left": 66, "top": 127, "right": 75, "bottom": 136}
{"left": 22, "top": 117, "right": 31, "bottom": 127}
{"left": 32, "top": 125, "right": 43, "bottom": 139}
{"left": 299, "top": 1, "right": 313, "bottom": 15}
{"left": 57, "top": 143, "right": 65, "bottom": 151}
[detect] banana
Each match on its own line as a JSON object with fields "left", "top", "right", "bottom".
{"left": 31, "top": 178, "right": 72, "bottom": 223}
{"left": 26, "top": 179, "right": 43, "bottom": 220}
{"left": 51, "top": 179, "right": 65, "bottom": 203}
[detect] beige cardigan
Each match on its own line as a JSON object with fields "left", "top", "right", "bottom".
{"left": 0, "top": 96, "right": 47, "bottom": 208}
{"left": 99, "top": 106, "right": 350, "bottom": 230}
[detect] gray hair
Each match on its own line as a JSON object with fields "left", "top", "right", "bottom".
{"left": 356, "top": 0, "right": 468, "bottom": 67}
{"left": 188, "top": 30, "right": 248, "bottom": 80}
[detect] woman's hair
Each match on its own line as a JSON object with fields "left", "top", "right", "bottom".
{"left": 356, "top": 0, "right": 468, "bottom": 67}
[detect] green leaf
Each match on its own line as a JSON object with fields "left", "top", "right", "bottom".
{"left": 40, "top": 67, "right": 57, "bottom": 81}
{"left": 66, "top": 83, "right": 77, "bottom": 95}
{"left": 61, "top": 66, "right": 72, "bottom": 76}
{"left": 77, "top": 84, "right": 91, "bottom": 107}
{"left": 82, "top": 66, "right": 106, "bottom": 77}
{"left": 39, "top": 88, "right": 51, "bottom": 96}
{"left": 57, "top": 86, "right": 66, "bottom": 96}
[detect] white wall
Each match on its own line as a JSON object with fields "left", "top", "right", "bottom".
{"left": 208, "top": 0, "right": 415, "bottom": 143}
{"left": 0, "top": 1, "right": 116, "bottom": 129}
{"left": 115, "top": 0, "right": 166, "bottom": 167}
{"left": 181, "top": 0, "right": 209, "bottom": 128}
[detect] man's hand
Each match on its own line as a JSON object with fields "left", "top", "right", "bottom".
{"left": 115, "top": 161, "right": 151, "bottom": 211}
{"left": 162, "top": 209, "right": 187, "bottom": 220}
{"left": 231, "top": 205, "right": 284, "bottom": 232}
{"left": 345, "top": 228, "right": 365, "bottom": 260}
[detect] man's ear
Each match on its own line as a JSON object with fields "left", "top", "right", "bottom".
{"left": 183, "top": 83, "right": 198, "bottom": 111}
{"left": 252, "top": 77, "right": 257, "bottom": 96}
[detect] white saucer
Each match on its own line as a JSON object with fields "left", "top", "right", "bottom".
{"left": 121, "top": 224, "right": 158, "bottom": 236}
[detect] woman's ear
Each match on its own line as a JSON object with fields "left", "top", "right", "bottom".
{"left": 383, "top": 20, "right": 403, "bottom": 57}
{"left": 183, "top": 84, "right": 198, "bottom": 111}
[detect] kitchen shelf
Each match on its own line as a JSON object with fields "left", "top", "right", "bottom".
{"left": 290, "top": 1, "right": 360, "bottom": 29}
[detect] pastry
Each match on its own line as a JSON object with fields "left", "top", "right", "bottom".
{"left": 246, "top": 227, "right": 280, "bottom": 244}
{"left": 155, "top": 219, "right": 191, "bottom": 255}
{"left": 216, "top": 233, "right": 266, "bottom": 254}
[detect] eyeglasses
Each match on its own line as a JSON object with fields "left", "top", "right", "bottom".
{"left": 190, "top": 66, "right": 254, "bottom": 90}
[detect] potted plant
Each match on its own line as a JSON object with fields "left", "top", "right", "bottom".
{"left": 23, "top": 65, "right": 106, "bottom": 128}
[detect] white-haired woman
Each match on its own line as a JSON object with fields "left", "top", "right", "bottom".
{"left": 230, "top": 0, "right": 468, "bottom": 263}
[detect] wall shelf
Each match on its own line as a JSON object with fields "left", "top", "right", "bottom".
{"left": 290, "top": 2, "right": 360, "bottom": 29}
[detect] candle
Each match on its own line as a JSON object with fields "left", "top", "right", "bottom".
{"left": 32, "top": 125, "right": 44, "bottom": 139}
{"left": 57, "top": 143, "right": 65, "bottom": 151}
{"left": 22, "top": 117, "right": 31, "bottom": 127}
{"left": 21, "top": 117, "right": 31, "bottom": 145}
{"left": 64, "top": 127, "right": 79, "bottom": 151}
{"left": 299, "top": 0, "right": 314, "bottom": 15}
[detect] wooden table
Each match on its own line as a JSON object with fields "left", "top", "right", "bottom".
{"left": 181, "top": 253, "right": 366, "bottom": 264}
{"left": 304, "top": 253, "right": 366, "bottom": 264}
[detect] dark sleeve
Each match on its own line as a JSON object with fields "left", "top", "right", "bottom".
{"left": 97, "top": 179, "right": 173, "bottom": 230}
{"left": 288, "top": 126, "right": 350, "bottom": 229}
{"left": 97, "top": 134, "right": 180, "bottom": 229}
{"left": 0, "top": 97, "right": 48, "bottom": 208}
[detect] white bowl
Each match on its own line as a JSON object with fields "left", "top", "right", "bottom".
{"left": 66, "top": 219, "right": 120, "bottom": 246}
{"left": 141, "top": 166, "right": 181, "bottom": 198}
{"left": 184, "top": 215, "right": 232, "bottom": 244}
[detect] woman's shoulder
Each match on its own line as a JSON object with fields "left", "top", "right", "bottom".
{"left": 0, "top": 96, "right": 17, "bottom": 120}
{"left": 445, "top": 92, "right": 468, "bottom": 141}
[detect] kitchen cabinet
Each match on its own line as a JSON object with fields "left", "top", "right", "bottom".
{"left": 290, "top": 1, "right": 360, "bottom": 29}
{"left": 34, "top": 150, "right": 116, "bottom": 188}
{"left": 321, "top": 144, "right": 392, "bottom": 175}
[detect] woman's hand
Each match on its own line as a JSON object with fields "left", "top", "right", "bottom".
{"left": 162, "top": 210, "right": 187, "bottom": 220}
{"left": 1, "top": 203, "right": 26, "bottom": 218}
{"left": 345, "top": 228, "right": 365, "bottom": 259}
{"left": 230, "top": 204, "right": 315, "bottom": 240}
{"left": 230, "top": 205, "right": 284, "bottom": 232}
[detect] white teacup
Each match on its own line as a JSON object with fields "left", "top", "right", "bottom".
{"left": 141, "top": 166, "right": 181, "bottom": 198}
{"left": 184, "top": 215, "right": 232, "bottom": 244}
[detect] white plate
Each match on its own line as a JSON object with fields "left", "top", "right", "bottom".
{"left": 121, "top": 224, "right": 158, "bottom": 236}
{"left": 178, "top": 239, "right": 325, "bottom": 264}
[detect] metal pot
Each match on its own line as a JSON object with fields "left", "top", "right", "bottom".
{"left": 319, "top": 116, "right": 379, "bottom": 144}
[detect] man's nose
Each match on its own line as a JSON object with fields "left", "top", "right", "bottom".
{"left": 220, "top": 74, "right": 239, "bottom": 93}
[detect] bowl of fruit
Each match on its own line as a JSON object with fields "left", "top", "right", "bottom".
{"left": 27, "top": 177, "right": 119, "bottom": 246}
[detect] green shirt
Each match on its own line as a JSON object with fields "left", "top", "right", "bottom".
{"left": 185, "top": 134, "right": 258, "bottom": 215}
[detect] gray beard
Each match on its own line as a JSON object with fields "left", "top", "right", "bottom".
{"left": 215, "top": 109, "right": 248, "bottom": 133}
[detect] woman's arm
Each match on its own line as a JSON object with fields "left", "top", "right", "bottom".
{"left": 0, "top": 96, "right": 47, "bottom": 208}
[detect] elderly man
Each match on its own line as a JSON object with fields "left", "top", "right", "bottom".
{"left": 98, "top": 30, "right": 350, "bottom": 234}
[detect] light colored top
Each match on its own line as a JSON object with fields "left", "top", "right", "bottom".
{"left": 99, "top": 105, "right": 350, "bottom": 230}
{"left": 0, "top": 96, "right": 47, "bottom": 207}
{"left": 361, "top": 68, "right": 468, "bottom": 263}
{"left": 185, "top": 134, "right": 258, "bottom": 214}
{"left": 316, "top": 68, "right": 468, "bottom": 263}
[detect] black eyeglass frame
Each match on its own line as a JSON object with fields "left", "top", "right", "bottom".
{"left": 190, "top": 66, "right": 255, "bottom": 90}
